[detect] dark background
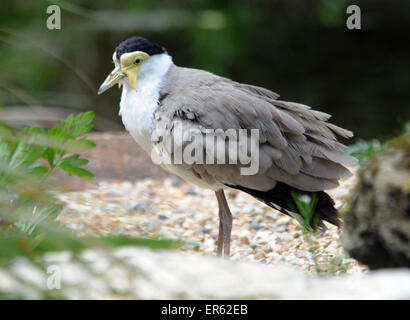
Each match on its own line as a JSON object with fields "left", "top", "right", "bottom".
{"left": 0, "top": 0, "right": 409, "bottom": 140}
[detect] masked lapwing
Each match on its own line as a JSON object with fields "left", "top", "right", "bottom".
{"left": 98, "top": 36, "right": 357, "bottom": 257}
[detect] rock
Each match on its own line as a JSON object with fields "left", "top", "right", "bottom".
{"left": 1, "top": 248, "right": 409, "bottom": 299}
{"left": 342, "top": 134, "right": 410, "bottom": 269}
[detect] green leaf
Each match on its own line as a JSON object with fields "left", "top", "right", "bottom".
{"left": 8, "top": 142, "right": 42, "bottom": 170}
{"left": 61, "top": 166, "right": 94, "bottom": 180}
{"left": 20, "top": 126, "right": 47, "bottom": 137}
{"left": 76, "top": 137, "right": 96, "bottom": 150}
{"left": 59, "top": 111, "right": 95, "bottom": 138}
{"left": 0, "top": 140, "right": 11, "bottom": 161}
{"left": 28, "top": 163, "right": 48, "bottom": 180}
{"left": 43, "top": 148, "right": 56, "bottom": 166}
{"left": 43, "top": 112, "right": 96, "bottom": 154}
{"left": 57, "top": 155, "right": 94, "bottom": 180}
{"left": 59, "top": 154, "right": 89, "bottom": 168}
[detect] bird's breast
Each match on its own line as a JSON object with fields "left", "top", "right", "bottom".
{"left": 119, "top": 81, "right": 160, "bottom": 154}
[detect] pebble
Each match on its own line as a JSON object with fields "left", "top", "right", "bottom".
{"left": 250, "top": 221, "right": 263, "bottom": 230}
{"left": 201, "top": 228, "right": 211, "bottom": 234}
{"left": 56, "top": 168, "right": 367, "bottom": 275}
{"left": 239, "top": 236, "right": 250, "bottom": 246}
{"left": 276, "top": 225, "right": 289, "bottom": 232}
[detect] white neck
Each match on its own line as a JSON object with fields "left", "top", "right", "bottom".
{"left": 119, "top": 53, "right": 173, "bottom": 153}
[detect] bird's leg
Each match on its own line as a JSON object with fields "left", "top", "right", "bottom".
{"left": 216, "top": 207, "right": 224, "bottom": 256}
{"left": 215, "top": 189, "right": 233, "bottom": 258}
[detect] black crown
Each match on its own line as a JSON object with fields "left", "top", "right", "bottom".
{"left": 115, "top": 36, "right": 166, "bottom": 60}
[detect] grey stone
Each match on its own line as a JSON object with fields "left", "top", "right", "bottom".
{"left": 342, "top": 134, "right": 410, "bottom": 269}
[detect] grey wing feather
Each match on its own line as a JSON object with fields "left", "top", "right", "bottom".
{"left": 153, "top": 65, "right": 357, "bottom": 192}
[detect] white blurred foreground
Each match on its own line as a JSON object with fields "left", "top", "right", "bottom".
{"left": 1, "top": 247, "right": 409, "bottom": 299}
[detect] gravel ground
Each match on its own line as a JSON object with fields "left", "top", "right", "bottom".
{"left": 57, "top": 170, "right": 367, "bottom": 275}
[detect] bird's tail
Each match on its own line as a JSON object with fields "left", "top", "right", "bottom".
{"left": 226, "top": 182, "right": 341, "bottom": 229}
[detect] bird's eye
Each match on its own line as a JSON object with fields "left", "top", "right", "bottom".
{"left": 135, "top": 59, "right": 142, "bottom": 65}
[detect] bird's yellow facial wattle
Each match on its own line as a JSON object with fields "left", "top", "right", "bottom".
{"left": 98, "top": 51, "right": 150, "bottom": 95}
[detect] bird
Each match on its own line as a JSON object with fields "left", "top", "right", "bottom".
{"left": 98, "top": 36, "right": 357, "bottom": 257}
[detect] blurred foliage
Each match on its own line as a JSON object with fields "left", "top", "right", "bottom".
{"left": 404, "top": 122, "right": 410, "bottom": 134}
{"left": 315, "top": 0, "right": 345, "bottom": 27}
{"left": 0, "top": 111, "right": 182, "bottom": 299}
{"left": 347, "top": 121, "right": 410, "bottom": 163}
{"left": 0, "top": 111, "right": 96, "bottom": 187}
{"left": 346, "top": 139, "right": 388, "bottom": 163}
{"left": 0, "top": 0, "right": 408, "bottom": 137}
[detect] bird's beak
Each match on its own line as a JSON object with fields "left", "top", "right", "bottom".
{"left": 98, "top": 66, "right": 124, "bottom": 95}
